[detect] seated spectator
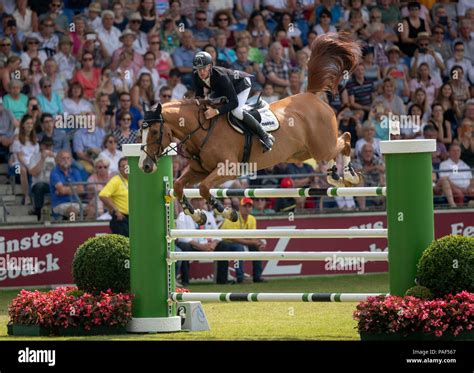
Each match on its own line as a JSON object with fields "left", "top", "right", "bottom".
{"left": 28, "top": 136, "right": 55, "bottom": 220}
{"left": 172, "top": 30, "right": 197, "bottom": 88}
{"left": 399, "top": 2, "right": 430, "bottom": 58}
{"left": 422, "top": 124, "right": 448, "bottom": 170}
{"left": 37, "top": 77, "right": 63, "bottom": 117}
{"left": 128, "top": 12, "right": 148, "bottom": 55}
{"left": 63, "top": 82, "right": 94, "bottom": 115}
{"left": 316, "top": 0, "right": 343, "bottom": 26}
{"left": 116, "top": 92, "right": 142, "bottom": 131}
{"left": 375, "top": 0, "right": 401, "bottom": 29}
{"left": 167, "top": 68, "right": 187, "bottom": 100}
{"left": 344, "top": 0, "right": 369, "bottom": 23}
{"left": 214, "top": 30, "right": 237, "bottom": 66}
{"left": 346, "top": 63, "right": 376, "bottom": 118}
{"left": 50, "top": 150, "right": 84, "bottom": 219}
{"left": 261, "top": 83, "right": 279, "bottom": 103}
{"left": 368, "top": 100, "right": 391, "bottom": 140}
{"left": 0, "top": 55, "right": 21, "bottom": 95}
{"left": 26, "top": 97, "right": 42, "bottom": 133}
{"left": 139, "top": 0, "right": 159, "bottom": 33}
{"left": 1, "top": 15, "right": 25, "bottom": 55}
{"left": 112, "top": 111, "right": 139, "bottom": 151}
{"left": 341, "top": 9, "right": 370, "bottom": 40}
{"left": 97, "top": 10, "right": 121, "bottom": 57}
{"left": 148, "top": 33, "right": 174, "bottom": 80}
{"left": 99, "top": 157, "right": 130, "bottom": 236}
{"left": 436, "top": 143, "right": 474, "bottom": 207}
{"left": 429, "top": 24, "right": 452, "bottom": 63}
{"left": 203, "top": 44, "right": 231, "bottom": 69}
{"left": 3, "top": 79, "right": 28, "bottom": 120}
{"left": 73, "top": 122, "right": 106, "bottom": 174}
{"left": 190, "top": 9, "right": 213, "bottom": 49}
{"left": 80, "top": 30, "right": 109, "bottom": 67}
{"left": 402, "top": 103, "right": 425, "bottom": 139}
{"left": 355, "top": 122, "right": 381, "bottom": 158}
{"left": 70, "top": 15, "right": 87, "bottom": 58}
{"left": 131, "top": 72, "right": 155, "bottom": 114}
{"left": 458, "top": 119, "right": 474, "bottom": 168}
{"left": 175, "top": 198, "right": 220, "bottom": 286}
{"left": 158, "top": 86, "right": 173, "bottom": 104}
{"left": 215, "top": 197, "right": 266, "bottom": 284}
{"left": 429, "top": 102, "right": 452, "bottom": 146}
{"left": 252, "top": 198, "right": 275, "bottom": 215}
{"left": 410, "top": 33, "right": 445, "bottom": 83}
{"left": 246, "top": 11, "right": 271, "bottom": 51}
{"left": 456, "top": 19, "right": 474, "bottom": 64}
{"left": 445, "top": 41, "right": 473, "bottom": 83}
{"left": 43, "top": 58, "right": 67, "bottom": 99}
{"left": 27, "top": 57, "right": 43, "bottom": 97}
{"left": 376, "top": 77, "right": 406, "bottom": 116}
{"left": 112, "top": 1, "right": 128, "bottom": 31}
{"left": 94, "top": 93, "right": 115, "bottom": 132}
{"left": 338, "top": 108, "right": 361, "bottom": 147}
{"left": 54, "top": 36, "right": 76, "bottom": 81}
{"left": 160, "top": 18, "right": 181, "bottom": 55}
{"left": 85, "top": 157, "right": 112, "bottom": 219}
{"left": 409, "top": 87, "right": 430, "bottom": 121}
{"left": 263, "top": 42, "right": 291, "bottom": 96}
{"left": 232, "top": 45, "right": 265, "bottom": 94}
{"left": 449, "top": 66, "right": 470, "bottom": 113}
{"left": 37, "top": 17, "right": 59, "bottom": 57}
{"left": 39, "top": 1, "right": 68, "bottom": 33}
{"left": 12, "top": 0, "right": 37, "bottom": 31}
{"left": 431, "top": 4, "right": 457, "bottom": 40}
{"left": 213, "top": 9, "right": 236, "bottom": 48}
{"left": 99, "top": 134, "right": 123, "bottom": 175}
{"left": 352, "top": 143, "right": 385, "bottom": 210}
{"left": 10, "top": 115, "right": 39, "bottom": 205}
{"left": 313, "top": 8, "right": 336, "bottom": 36}
{"left": 72, "top": 52, "right": 101, "bottom": 100}
{"left": 275, "top": 177, "right": 296, "bottom": 212}
{"left": 285, "top": 71, "right": 304, "bottom": 96}
{"left": 0, "top": 97, "right": 16, "bottom": 156}
{"left": 85, "top": 3, "right": 103, "bottom": 31}
{"left": 361, "top": 46, "right": 380, "bottom": 83}
{"left": 138, "top": 51, "right": 160, "bottom": 92}
{"left": 436, "top": 82, "right": 461, "bottom": 132}
{"left": 37, "top": 113, "right": 70, "bottom": 153}
{"left": 0, "top": 37, "right": 14, "bottom": 68}
{"left": 111, "top": 29, "right": 144, "bottom": 76}
{"left": 409, "top": 63, "right": 441, "bottom": 107}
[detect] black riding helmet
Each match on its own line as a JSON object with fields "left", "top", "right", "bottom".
{"left": 193, "top": 51, "right": 213, "bottom": 70}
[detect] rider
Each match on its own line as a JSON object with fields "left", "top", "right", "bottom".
{"left": 192, "top": 51, "right": 274, "bottom": 152}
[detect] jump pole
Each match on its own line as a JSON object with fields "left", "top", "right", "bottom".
{"left": 380, "top": 140, "right": 435, "bottom": 296}
{"left": 123, "top": 143, "right": 181, "bottom": 333}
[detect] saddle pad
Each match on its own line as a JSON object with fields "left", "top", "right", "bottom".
{"left": 228, "top": 100, "right": 280, "bottom": 134}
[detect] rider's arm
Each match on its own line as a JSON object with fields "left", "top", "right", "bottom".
{"left": 213, "top": 75, "right": 239, "bottom": 115}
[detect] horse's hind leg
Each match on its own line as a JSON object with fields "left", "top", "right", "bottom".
{"left": 340, "top": 132, "right": 361, "bottom": 186}
{"left": 174, "top": 166, "right": 208, "bottom": 225}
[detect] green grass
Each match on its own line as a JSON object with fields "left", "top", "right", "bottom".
{"left": 0, "top": 273, "right": 388, "bottom": 340}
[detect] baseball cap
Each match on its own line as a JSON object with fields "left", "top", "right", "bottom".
{"left": 240, "top": 197, "right": 253, "bottom": 206}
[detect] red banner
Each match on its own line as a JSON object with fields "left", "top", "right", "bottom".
{"left": 0, "top": 211, "right": 473, "bottom": 288}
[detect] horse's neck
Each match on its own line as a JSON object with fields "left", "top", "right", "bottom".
{"left": 163, "top": 104, "right": 205, "bottom": 152}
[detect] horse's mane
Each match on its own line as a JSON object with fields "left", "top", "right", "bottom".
{"left": 306, "top": 32, "right": 361, "bottom": 94}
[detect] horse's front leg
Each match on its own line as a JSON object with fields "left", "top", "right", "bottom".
{"left": 174, "top": 165, "right": 208, "bottom": 225}
{"left": 199, "top": 168, "right": 239, "bottom": 223}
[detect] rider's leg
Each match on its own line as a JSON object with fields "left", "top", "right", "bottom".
{"left": 231, "top": 79, "right": 274, "bottom": 152}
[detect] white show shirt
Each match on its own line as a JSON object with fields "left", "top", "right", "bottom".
{"left": 439, "top": 158, "right": 473, "bottom": 189}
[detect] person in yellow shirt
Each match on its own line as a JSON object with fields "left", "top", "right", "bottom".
{"left": 215, "top": 197, "right": 267, "bottom": 284}
{"left": 99, "top": 157, "right": 129, "bottom": 236}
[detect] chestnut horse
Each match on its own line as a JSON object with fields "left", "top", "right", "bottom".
{"left": 140, "top": 33, "right": 361, "bottom": 224}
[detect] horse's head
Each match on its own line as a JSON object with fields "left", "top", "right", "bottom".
{"left": 139, "top": 103, "right": 172, "bottom": 173}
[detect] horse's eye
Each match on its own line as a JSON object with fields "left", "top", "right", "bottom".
{"left": 151, "top": 129, "right": 159, "bottom": 136}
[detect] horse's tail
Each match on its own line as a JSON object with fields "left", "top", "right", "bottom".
{"left": 306, "top": 32, "right": 361, "bottom": 94}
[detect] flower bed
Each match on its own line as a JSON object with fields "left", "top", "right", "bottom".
{"left": 8, "top": 287, "right": 133, "bottom": 336}
{"left": 354, "top": 291, "right": 474, "bottom": 340}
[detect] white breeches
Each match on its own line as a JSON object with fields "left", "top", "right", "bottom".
{"left": 231, "top": 77, "right": 251, "bottom": 120}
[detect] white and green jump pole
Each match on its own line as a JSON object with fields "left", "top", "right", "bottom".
{"left": 123, "top": 139, "right": 435, "bottom": 332}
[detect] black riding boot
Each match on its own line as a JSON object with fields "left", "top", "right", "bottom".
{"left": 241, "top": 111, "right": 274, "bottom": 152}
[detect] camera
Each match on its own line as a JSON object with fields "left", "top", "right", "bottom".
{"left": 439, "top": 16, "right": 448, "bottom": 26}
{"left": 418, "top": 47, "right": 427, "bottom": 54}
{"left": 7, "top": 19, "right": 16, "bottom": 28}
{"left": 32, "top": 105, "right": 38, "bottom": 111}
{"left": 105, "top": 105, "right": 114, "bottom": 116}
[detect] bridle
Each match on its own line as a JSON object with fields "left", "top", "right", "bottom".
{"left": 140, "top": 104, "right": 215, "bottom": 165}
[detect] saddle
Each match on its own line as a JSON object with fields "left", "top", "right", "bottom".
{"left": 203, "top": 96, "right": 280, "bottom": 163}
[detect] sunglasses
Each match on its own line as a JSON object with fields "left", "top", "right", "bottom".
{"left": 161, "top": 94, "right": 171, "bottom": 98}
{"left": 131, "top": 20, "right": 141, "bottom": 23}
{"left": 419, "top": 43, "right": 429, "bottom": 47}
{"left": 0, "top": 43, "right": 10, "bottom": 47}
{"left": 28, "top": 41, "right": 39, "bottom": 44}
{"left": 51, "top": 3, "right": 61, "bottom": 7}
{"left": 197, "top": 18, "right": 206, "bottom": 21}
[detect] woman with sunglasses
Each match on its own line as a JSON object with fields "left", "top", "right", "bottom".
{"left": 72, "top": 51, "right": 101, "bottom": 100}
{"left": 112, "top": 111, "right": 139, "bottom": 151}
{"left": 99, "top": 134, "right": 123, "bottom": 175}
{"left": 213, "top": 9, "right": 236, "bottom": 48}
{"left": 20, "top": 35, "right": 47, "bottom": 70}
{"left": 400, "top": 1, "right": 430, "bottom": 57}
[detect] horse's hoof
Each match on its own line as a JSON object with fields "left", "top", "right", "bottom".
{"left": 192, "top": 209, "right": 207, "bottom": 225}
{"left": 229, "top": 209, "right": 238, "bottom": 222}
{"left": 327, "top": 176, "right": 345, "bottom": 188}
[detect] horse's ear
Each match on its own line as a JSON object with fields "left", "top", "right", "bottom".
{"left": 155, "top": 103, "right": 162, "bottom": 114}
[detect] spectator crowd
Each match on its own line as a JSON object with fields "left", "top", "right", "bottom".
{"left": 0, "top": 0, "right": 473, "bottom": 222}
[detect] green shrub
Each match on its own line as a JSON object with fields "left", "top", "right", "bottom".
{"left": 405, "top": 285, "right": 433, "bottom": 299}
{"left": 417, "top": 235, "right": 474, "bottom": 297}
{"left": 72, "top": 234, "right": 130, "bottom": 293}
